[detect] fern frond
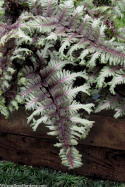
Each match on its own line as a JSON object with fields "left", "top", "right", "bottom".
{"left": 19, "top": 54, "right": 94, "bottom": 169}
{"left": 114, "top": 102, "right": 125, "bottom": 118}
{"left": 96, "top": 65, "right": 123, "bottom": 88}
{"left": 109, "top": 74, "right": 125, "bottom": 94}
{"left": 95, "top": 94, "right": 120, "bottom": 112}
{"left": 111, "top": 0, "right": 125, "bottom": 19}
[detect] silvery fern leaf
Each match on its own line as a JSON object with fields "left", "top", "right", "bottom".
{"left": 114, "top": 102, "right": 125, "bottom": 118}
{"left": 111, "top": 0, "right": 125, "bottom": 19}
{"left": 109, "top": 73, "right": 125, "bottom": 94}
{"left": 19, "top": 53, "right": 94, "bottom": 169}
{"left": 95, "top": 94, "right": 120, "bottom": 113}
{"left": 96, "top": 66, "right": 123, "bottom": 88}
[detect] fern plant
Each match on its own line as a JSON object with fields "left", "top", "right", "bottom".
{"left": 0, "top": 0, "right": 125, "bottom": 169}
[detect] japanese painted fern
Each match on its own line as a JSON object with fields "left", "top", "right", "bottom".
{"left": 20, "top": 53, "right": 94, "bottom": 168}
{"left": 0, "top": 0, "right": 125, "bottom": 169}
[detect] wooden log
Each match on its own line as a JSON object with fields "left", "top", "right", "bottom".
{"left": 0, "top": 107, "right": 125, "bottom": 182}
{"left": 0, "top": 107, "right": 125, "bottom": 150}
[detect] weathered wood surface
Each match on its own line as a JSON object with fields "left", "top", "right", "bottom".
{"left": 0, "top": 107, "right": 125, "bottom": 150}
{"left": 0, "top": 107, "right": 125, "bottom": 182}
